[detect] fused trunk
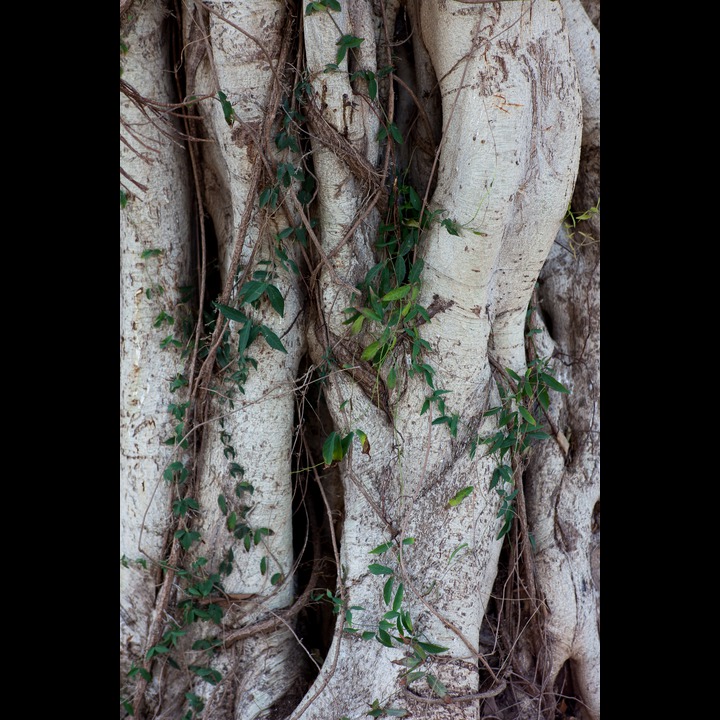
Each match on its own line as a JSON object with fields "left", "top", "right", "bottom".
{"left": 295, "top": 2, "right": 582, "bottom": 718}
{"left": 120, "top": 0, "right": 193, "bottom": 695}
{"left": 120, "top": 2, "right": 597, "bottom": 719}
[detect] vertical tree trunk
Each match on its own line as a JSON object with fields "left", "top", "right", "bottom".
{"left": 293, "top": 2, "right": 582, "bottom": 718}
{"left": 120, "top": 2, "right": 596, "bottom": 718}
{"left": 120, "top": 0, "right": 193, "bottom": 702}
{"left": 512, "top": 1, "right": 600, "bottom": 718}
{"left": 177, "top": 2, "right": 308, "bottom": 717}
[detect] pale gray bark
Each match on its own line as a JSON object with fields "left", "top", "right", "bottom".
{"left": 293, "top": 2, "right": 582, "bottom": 719}
{"left": 517, "top": 1, "right": 600, "bottom": 718}
{"left": 120, "top": 2, "right": 597, "bottom": 719}
{"left": 120, "top": 0, "right": 193, "bottom": 687}
{"left": 178, "top": 2, "right": 307, "bottom": 717}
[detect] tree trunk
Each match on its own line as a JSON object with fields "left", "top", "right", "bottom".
{"left": 120, "top": 1, "right": 598, "bottom": 718}
{"left": 120, "top": 0, "right": 193, "bottom": 696}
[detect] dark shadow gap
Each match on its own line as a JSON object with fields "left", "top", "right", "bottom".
{"left": 291, "top": 354, "right": 345, "bottom": 688}
{"left": 393, "top": 4, "right": 442, "bottom": 198}
{"left": 554, "top": 660, "right": 587, "bottom": 720}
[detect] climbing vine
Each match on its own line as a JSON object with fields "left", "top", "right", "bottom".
{"left": 121, "top": 1, "right": 591, "bottom": 718}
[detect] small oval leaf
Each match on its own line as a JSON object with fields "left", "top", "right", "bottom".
{"left": 368, "top": 563, "right": 394, "bottom": 576}
{"left": 383, "top": 576, "right": 394, "bottom": 605}
{"left": 393, "top": 583, "right": 405, "bottom": 612}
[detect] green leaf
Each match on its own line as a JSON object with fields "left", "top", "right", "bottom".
{"left": 213, "top": 302, "right": 247, "bottom": 323}
{"left": 260, "top": 556, "right": 267, "bottom": 575}
{"left": 407, "top": 258, "right": 424, "bottom": 284}
{"left": 128, "top": 663, "right": 152, "bottom": 682}
{"left": 414, "top": 641, "right": 448, "bottom": 654}
{"left": 383, "top": 576, "right": 394, "bottom": 605}
{"left": 523, "top": 379, "right": 533, "bottom": 398}
{"left": 376, "top": 629, "right": 394, "bottom": 647}
{"left": 540, "top": 372, "right": 570, "bottom": 394}
{"left": 217, "top": 495, "right": 227, "bottom": 515}
{"left": 254, "top": 527, "right": 272, "bottom": 544}
{"left": 189, "top": 665, "right": 222, "bottom": 685}
{"left": 217, "top": 90, "right": 234, "bottom": 126}
{"left": 240, "top": 280, "right": 267, "bottom": 304}
{"left": 369, "top": 541, "right": 393, "bottom": 555}
{"left": 448, "top": 542, "right": 468, "bottom": 565}
{"left": 498, "top": 411, "right": 516, "bottom": 429}
{"left": 440, "top": 218, "right": 460, "bottom": 236}
{"left": 381, "top": 285, "right": 411, "bottom": 302}
{"left": 264, "top": 284, "right": 285, "bottom": 317}
{"left": 146, "top": 644, "right": 170, "bottom": 659}
{"left": 164, "top": 461, "right": 186, "bottom": 483}
{"left": 191, "top": 556, "right": 207, "bottom": 570}
{"left": 341, "top": 431, "right": 354, "bottom": 456}
{"left": 506, "top": 368, "right": 522, "bottom": 383}
{"left": 367, "top": 74, "right": 377, "bottom": 101}
{"left": 499, "top": 465, "right": 513, "bottom": 483}
{"left": 355, "top": 429, "right": 371, "bottom": 456}
{"left": 361, "top": 340, "right": 381, "bottom": 362}
{"left": 426, "top": 673, "right": 448, "bottom": 698}
{"left": 227, "top": 512, "right": 237, "bottom": 531}
{"left": 235, "top": 481, "right": 253, "bottom": 495}
{"left": 392, "top": 583, "right": 404, "bottom": 611}
{"left": 175, "top": 530, "right": 201, "bottom": 550}
{"left": 405, "top": 670, "right": 426, "bottom": 684}
{"left": 306, "top": 0, "right": 340, "bottom": 14}
{"left": 388, "top": 122, "right": 404, "bottom": 144}
{"left": 335, "top": 34, "right": 364, "bottom": 64}
{"left": 185, "top": 692, "right": 205, "bottom": 711}
{"left": 395, "top": 255, "right": 406, "bottom": 285}
{"left": 447, "top": 486, "right": 474, "bottom": 507}
{"left": 322, "top": 431, "right": 343, "bottom": 466}
{"left": 528, "top": 532, "right": 538, "bottom": 553}
{"left": 258, "top": 187, "right": 274, "bottom": 208}
{"left": 497, "top": 515, "right": 513, "bottom": 540}
{"left": 271, "top": 572, "right": 283, "bottom": 585}
{"left": 525, "top": 430, "right": 551, "bottom": 440}
{"left": 358, "top": 307, "right": 384, "bottom": 323}
{"left": 538, "top": 388, "right": 550, "bottom": 411}
{"left": 387, "top": 366, "right": 397, "bottom": 389}
{"left": 368, "top": 563, "right": 394, "bottom": 575}
{"left": 518, "top": 406, "right": 536, "bottom": 425}
{"left": 259, "top": 325, "right": 287, "bottom": 353}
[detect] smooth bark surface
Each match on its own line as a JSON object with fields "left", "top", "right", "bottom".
{"left": 120, "top": 0, "right": 193, "bottom": 686}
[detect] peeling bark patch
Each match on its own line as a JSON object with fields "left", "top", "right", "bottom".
{"left": 428, "top": 294, "right": 455, "bottom": 317}
{"left": 231, "top": 121, "right": 261, "bottom": 162}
